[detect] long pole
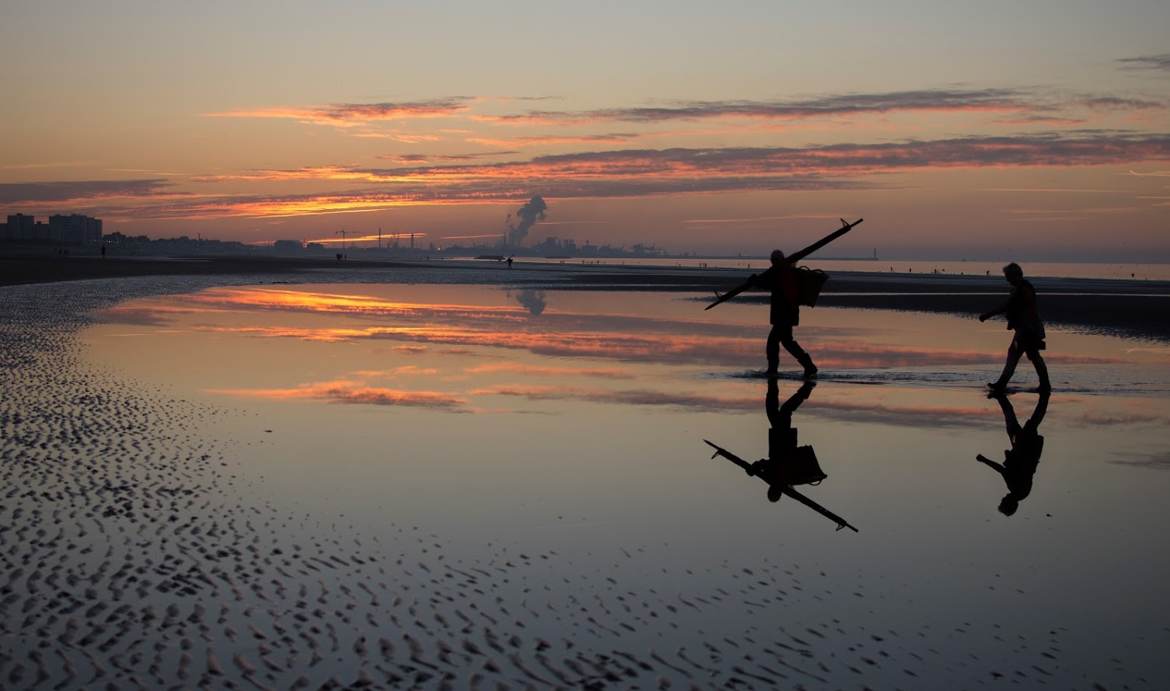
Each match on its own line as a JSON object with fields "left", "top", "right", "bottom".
{"left": 705, "top": 218, "right": 863, "bottom": 311}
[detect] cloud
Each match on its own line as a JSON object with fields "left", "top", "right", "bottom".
{"left": 471, "top": 384, "right": 759, "bottom": 413}
{"left": 1076, "top": 410, "right": 1168, "bottom": 426}
{"left": 176, "top": 288, "right": 1126, "bottom": 371}
{"left": 199, "top": 323, "right": 759, "bottom": 364}
{"left": 84, "top": 131, "right": 1165, "bottom": 219}
{"left": 475, "top": 88, "right": 1041, "bottom": 125}
{"left": 0, "top": 179, "right": 171, "bottom": 204}
{"left": 467, "top": 133, "right": 641, "bottom": 148}
{"left": 208, "top": 379, "right": 468, "bottom": 411}
{"left": 804, "top": 398, "right": 992, "bottom": 427}
{"left": 350, "top": 131, "right": 443, "bottom": 143}
{"left": 991, "top": 115, "right": 1088, "bottom": 127}
{"left": 1080, "top": 96, "right": 1164, "bottom": 110}
{"left": 1117, "top": 53, "right": 1170, "bottom": 72}
{"left": 205, "top": 98, "right": 472, "bottom": 126}
{"left": 378, "top": 151, "right": 522, "bottom": 163}
{"left": 246, "top": 132, "right": 1170, "bottom": 184}
{"left": 348, "top": 366, "right": 439, "bottom": 378}
{"left": 1108, "top": 451, "right": 1170, "bottom": 470}
{"left": 465, "top": 363, "right": 635, "bottom": 379}
{"left": 683, "top": 214, "right": 840, "bottom": 225}
{"left": 468, "top": 383, "right": 998, "bottom": 425}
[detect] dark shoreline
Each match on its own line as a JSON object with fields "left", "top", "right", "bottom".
{"left": 3, "top": 253, "right": 1168, "bottom": 340}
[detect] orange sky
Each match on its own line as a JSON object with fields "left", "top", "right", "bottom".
{"left": 2, "top": 2, "right": 1168, "bottom": 259}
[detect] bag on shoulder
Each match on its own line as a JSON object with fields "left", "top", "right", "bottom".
{"left": 796, "top": 267, "right": 829, "bottom": 307}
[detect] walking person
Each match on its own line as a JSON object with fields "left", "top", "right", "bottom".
{"left": 753, "top": 250, "right": 817, "bottom": 379}
{"left": 704, "top": 218, "right": 863, "bottom": 377}
{"left": 980, "top": 263, "right": 1051, "bottom": 393}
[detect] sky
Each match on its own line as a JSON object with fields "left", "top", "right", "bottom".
{"left": 1, "top": 0, "right": 1168, "bottom": 260}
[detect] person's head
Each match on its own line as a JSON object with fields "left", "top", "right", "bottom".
{"left": 1002, "top": 262, "right": 1024, "bottom": 286}
{"left": 770, "top": 249, "right": 785, "bottom": 268}
{"left": 998, "top": 494, "right": 1019, "bottom": 516}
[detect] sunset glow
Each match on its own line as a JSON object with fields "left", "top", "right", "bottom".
{"left": 2, "top": 3, "right": 1167, "bottom": 258}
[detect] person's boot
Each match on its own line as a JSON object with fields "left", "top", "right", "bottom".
{"left": 1034, "top": 360, "right": 1052, "bottom": 392}
{"left": 799, "top": 354, "right": 818, "bottom": 380}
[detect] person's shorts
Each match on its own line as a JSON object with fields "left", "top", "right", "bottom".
{"left": 769, "top": 323, "right": 795, "bottom": 340}
{"left": 1013, "top": 331, "right": 1046, "bottom": 351}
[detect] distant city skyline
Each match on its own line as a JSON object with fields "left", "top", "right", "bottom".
{"left": 2, "top": 1, "right": 1168, "bottom": 260}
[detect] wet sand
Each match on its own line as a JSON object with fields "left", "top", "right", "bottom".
{"left": 3, "top": 276, "right": 1169, "bottom": 688}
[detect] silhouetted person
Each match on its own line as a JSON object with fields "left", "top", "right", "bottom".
{"left": 100, "top": 245, "right": 106, "bottom": 259}
{"left": 506, "top": 256, "right": 513, "bottom": 269}
{"left": 980, "top": 263, "right": 1050, "bottom": 392}
{"left": 977, "top": 390, "right": 1049, "bottom": 516}
{"left": 751, "top": 250, "right": 817, "bottom": 379}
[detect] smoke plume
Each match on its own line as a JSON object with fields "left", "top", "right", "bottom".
{"left": 514, "top": 289, "right": 547, "bottom": 316}
{"left": 506, "top": 195, "right": 547, "bottom": 246}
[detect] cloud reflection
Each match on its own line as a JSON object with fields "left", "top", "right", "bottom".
{"left": 209, "top": 380, "right": 468, "bottom": 411}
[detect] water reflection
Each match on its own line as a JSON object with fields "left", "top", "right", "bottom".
{"left": 976, "top": 391, "right": 1051, "bottom": 516}
{"left": 705, "top": 379, "right": 859, "bottom": 532}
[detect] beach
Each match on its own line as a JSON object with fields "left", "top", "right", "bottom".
{"left": 6, "top": 2, "right": 1170, "bottom": 686}
{"left": 2, "top": 267, "right": 1169, "bottom": 688}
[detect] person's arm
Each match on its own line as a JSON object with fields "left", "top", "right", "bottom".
{"left": 705, "top": 269, "right": 767, "bottom": 310}
{"left": 979, "top": 295, "right": 1012, "bottom": 322}
{"left": 750, "top": 266, "right": 774, "bottom": 288}
{"left": 976, "top": 454, "right": 1006, "bottom": 474}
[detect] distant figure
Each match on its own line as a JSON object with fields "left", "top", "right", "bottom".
{"left": 977, "top": 390, "right": 1050, "bottom": 516}
{"left": 336, "top": 253, "right": 343, "bottom": 261}
{"left": 980, "top": 263, "right": 1051, "bottom": 392}
{"left": 100, "top": 245, "right": 106, "bottom": 259}
{"left": 506, "top": 256, "right": 513, "bottom": 269}
{"left": 751, "top": 250, "right": 817, "bottom": 379}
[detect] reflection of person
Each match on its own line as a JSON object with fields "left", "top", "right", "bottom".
{"left": 977, "top": 390, "right": 1050, "bottom": 516}
{"left": 704, "top": 380, "right": 857, "bottom": 531}
{"left": 750, "top": 251, "right": 817, "bottom": 379}
{"left": 750, "top": 379, "right": 821, "bottom": 500}
{"left": 980, "top": 263, "right": 1051, "bottom": 393}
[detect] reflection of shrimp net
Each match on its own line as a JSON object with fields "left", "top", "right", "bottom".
{"left": 790, "top": 446, "right": 827, "bottom": 485}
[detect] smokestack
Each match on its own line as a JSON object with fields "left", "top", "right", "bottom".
{"left": 506, "top": 195, "right": 547, "bottom": 247}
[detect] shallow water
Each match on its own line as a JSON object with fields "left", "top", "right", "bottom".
{"left": 63, "top": 282, "right": 1170, "bottom": 686}
{"left": 498, "top": 256, "right": 1170, "bottom": 281}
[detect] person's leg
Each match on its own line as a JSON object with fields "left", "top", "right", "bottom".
{"left": 1025, "top": 347, "right": 1051, "bottom": 390}
{"left": 991, "top": 338, "right": 1023, "bottom": 389}
{"left": 993, "top": 392, "right": 1021, "bottom": 437}
{"left": 766, "top": 326, "right": 780, "bottom": 375}
{"left": 780, "top": 331, "right": 816, "bottom": 377}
